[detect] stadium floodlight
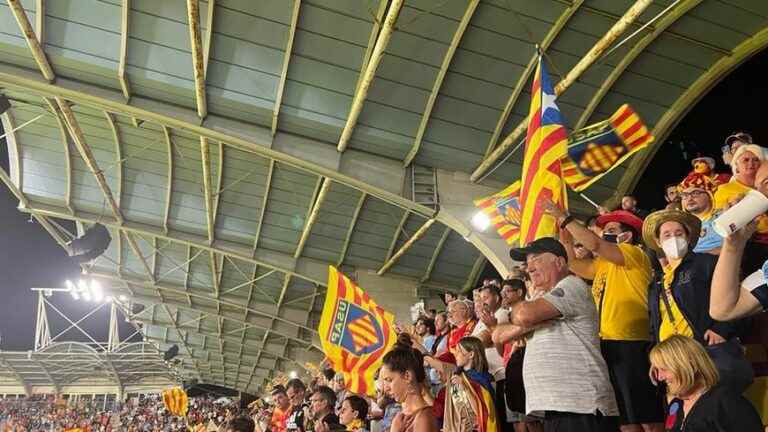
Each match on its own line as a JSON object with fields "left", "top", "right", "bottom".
{"left": 90, "top": 280, "right": 103, "bottom": 302}
{"left": 82, "top": 291, "right": 92, "bottom": 302}
{"left": 118, "top": 295, "right": 128, "bottom": 302}
{"left": 289, "top": 371, "right": 298, "bottom": 379}
{"left": 66, "top": 280, "right": 78, "bottom": 299}
{"left": 471, "top": 211, "right": 491, "bottom": 232}
{"left": 105, "top": 296, "right": 113, "bottom": 302}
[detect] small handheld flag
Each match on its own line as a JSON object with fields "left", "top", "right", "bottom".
{"left": 319, "top": 267, "right": 397, "bottom": 396}
{"left": 473, "top": 181, "right": 522, "bottom": 245}
{"left": 561, "top": 104, "right": 654, "bottom": 191}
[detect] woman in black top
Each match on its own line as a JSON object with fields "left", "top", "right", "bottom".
{"left": 649, "top": 335, "right": 762, "bottom": 431}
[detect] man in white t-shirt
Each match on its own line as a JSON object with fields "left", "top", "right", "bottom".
{"left": 473, "top": 284, "right": 511, "bottom": 431}
{"left": 493, "top": 237, "right": 618, "bottom": 432}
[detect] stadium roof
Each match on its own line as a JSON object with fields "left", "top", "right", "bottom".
{"left": 0, "top": 341, "right": 175, "bottom": 393}
{"left": 0, "top": 0, "right": 766, "bottom": 392}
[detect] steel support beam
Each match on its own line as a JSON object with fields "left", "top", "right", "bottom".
{"left": 338, "top": 192, "right": 366, "bottom": 266}
{"left": 202, "top": 0, "right": 215, "bottom": 79}
{"left": 185, "top": 0, "right": 207, "bottom": 119}
{"left": 403, "top": 0, "right": 480, "bottom": 166}
{"left": 7, "top": 0, "right": 54, "bottom": 82}
{"left": 574, "top": 0, "right": 701, "bottom": 129}
{"left": 295, "top": 177, "right": 330, "bottom": 259}
{"left": 272, "top": 0, "right": 301, "bottom": 136}
{"left": 471, "top": 0, "right": 654, "bottom": 182}
{"left": 378, "top": 218, "right": 436, "bottom": 275}
{"left": 337, "top": 0, "right": 404, "bottom": 152}
{"left": 118, "top": 0, "right": 131, "bottom": 100}
{"left": 95, "top": 271, "right": 320, "bottom": 340}
{"left": 421, "top": 227, "right": 450, "bottom": 283}
{"left": 54, "top": 98, "right": 156, "bottom": 282}
{"left": 162, "top": 126, "right": 174, "bottom": 234}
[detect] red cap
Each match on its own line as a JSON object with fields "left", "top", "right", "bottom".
{"left": 596, "top": 210, "right": 643, "bottom": 233}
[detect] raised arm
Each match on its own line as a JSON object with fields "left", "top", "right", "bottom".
{"left": 710, "top": 221, "right": 763, "bottom": 321}
{"left": 541, "top": 199, "right": 626, "bottom": 266}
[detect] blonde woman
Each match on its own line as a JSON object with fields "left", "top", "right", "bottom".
{"left": 649, "top": 335, "right": 761, "bottom": 431}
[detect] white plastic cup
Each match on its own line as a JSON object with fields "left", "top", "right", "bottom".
{"left": 713, "top": 189, "right": 768, "bottom": 236}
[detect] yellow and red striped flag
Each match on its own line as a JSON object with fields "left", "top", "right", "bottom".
{"left": 473, "top": 181, "right": 522, "bottom": 245}
{"left": 319, "top": 267, "right": 397, "bottom": 396}
{"left": 561, "top": 104, "right": 654, "bottom": 191}
{"left": 519, "top": 56, "right": 569, "bottom": 245}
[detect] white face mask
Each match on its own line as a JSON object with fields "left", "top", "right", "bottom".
{"left": 661, "top": 236, "right": 688, "bottom": 259}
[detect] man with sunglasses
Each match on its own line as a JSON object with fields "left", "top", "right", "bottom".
{"left": 678, "top": 173, "right": 722, "bottom": 255}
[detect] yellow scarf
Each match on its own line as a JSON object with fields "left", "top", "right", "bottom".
{"left": 347, "top": 419, "right": 365, "bottom": 431}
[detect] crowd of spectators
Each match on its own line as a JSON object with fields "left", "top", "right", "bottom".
{"left": 248, "top": 132, "right": 768, "bottom": 432}
{"left": 0, "top": 393, "right": 236, "bottom": 431}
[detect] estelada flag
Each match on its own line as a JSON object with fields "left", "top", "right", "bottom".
{"left": 561, "top": 104, "right": 654, "bottom": 192}
{"left": 518, "top": 56, "right": 569, "bottom": 245}
{"left": 319, "top": 266, "right": 397, "bottom": 396}
{"left": 473, "top": 181, "right": 521, "bottom": 245}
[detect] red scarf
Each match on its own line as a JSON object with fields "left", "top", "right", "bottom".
{"left": 448, "top": 319, "right": 477, "bottom": 350}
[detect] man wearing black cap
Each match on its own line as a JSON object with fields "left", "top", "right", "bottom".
{"left": 492, "top": 237, "right": 618, "bottom": 432}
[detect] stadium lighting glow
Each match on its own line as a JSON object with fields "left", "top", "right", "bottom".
{"left": 91, "top": 280, "right": 103, "bottom": 302}
{"left": 289, "top": 371, "right": 298, "bottom": 379}
{"left": 82, "top": 291, "right": 92, "bottom": 302}
{"left": 471, "top": 211, "right": 491, "bottom": 232}
{"left": 71, "top": 291, "right": 80, "bottom": 300}
{"left": 118, "top": 295, "right": 128, "bottom": 302}
{"left": 105, "top": 296, "right": 113, "bottom": 302}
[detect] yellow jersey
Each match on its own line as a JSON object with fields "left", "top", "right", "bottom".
{"left": 592, "top": 243, "right": 653, "bottom": 341}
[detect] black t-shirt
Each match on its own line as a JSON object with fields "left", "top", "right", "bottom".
{"left": 664, "top": 385, "right": 762, "bottom": 431}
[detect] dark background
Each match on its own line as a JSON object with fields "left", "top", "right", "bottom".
{"left": 3, "top": 49, "right": 768, "bottom": 346}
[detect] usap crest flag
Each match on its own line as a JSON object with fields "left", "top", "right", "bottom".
{"left": 319, "top": 266, "right": 397, "bottom": 396}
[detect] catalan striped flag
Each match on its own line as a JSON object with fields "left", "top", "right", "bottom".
{"left": 519, "top": 56, "right": 569, "bottom": 245}
{"left": 319, "top": 267, "right": 397, "bottom": 396}
{"left": 444, "top": 370, "right": 499, "bottom": 432}
{"left": 473, "top": 181, "right": 522, "bottom": 245}
{"left": 561, "top": 104, "right": 654, "bottom": 191}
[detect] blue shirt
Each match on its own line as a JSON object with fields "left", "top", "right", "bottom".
{"left": 693, "top": 213, "right": 723, "bottom": 253}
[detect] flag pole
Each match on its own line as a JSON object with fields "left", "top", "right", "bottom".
{"left": 578, "top": 192, "right": 600, "bottom": 209}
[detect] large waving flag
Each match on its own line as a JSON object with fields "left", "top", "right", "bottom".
{"left": 473, "top": 181, "right": 521, "bottom": 245}
{"left": 319, "top": 267, "right": 397, "bottom": 396}
{"left": 519, "top": 56, "right": 569, "bottom": 245}
{"left": 561, "top": 104, "right": 654, "bottom": 191}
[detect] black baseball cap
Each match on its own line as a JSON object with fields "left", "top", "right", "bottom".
{"left": 509, "top": 237, "right": 567, "bottom": 262}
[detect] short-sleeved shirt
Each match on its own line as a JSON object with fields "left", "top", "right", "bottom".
{"left": 693, "top": 213, "right": 723, "bottom": 253}
{"left": 523, "top": 275, "right": 619, "bottom": 417}
{"left": 592, "top": 243, "right": 653, "bottom": 341}
{"left": 743, "top": 262, "right": 768, "bottom": 312}
{"left": 472, "top": 308, "right": 509, "bottom": 381}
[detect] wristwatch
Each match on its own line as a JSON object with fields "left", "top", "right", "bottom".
{"left": 559, "top": 214, "right": 575, "bottom": 230}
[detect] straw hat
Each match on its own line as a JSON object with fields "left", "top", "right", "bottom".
{"left": 641, "top": 209, "right": 702, "bottom": 254}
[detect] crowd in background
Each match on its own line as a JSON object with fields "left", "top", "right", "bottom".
{"left": 0, "top": 394, "right": 237, "bottom": 431}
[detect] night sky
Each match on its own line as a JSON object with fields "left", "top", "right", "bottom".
{"left": 3, "top": 49, "right": 768, "bottom": 348}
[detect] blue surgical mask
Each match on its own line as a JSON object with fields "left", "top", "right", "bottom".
{"left": 602, "top": 233, "right": 618, "bottom": 243}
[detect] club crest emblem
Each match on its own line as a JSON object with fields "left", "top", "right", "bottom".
{"left": 328, "top": 299, "right": 384, "bottom": 355}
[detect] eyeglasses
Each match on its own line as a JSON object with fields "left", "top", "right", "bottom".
{"left": 680, "top": 190, "right": 707, "bottom": 199}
